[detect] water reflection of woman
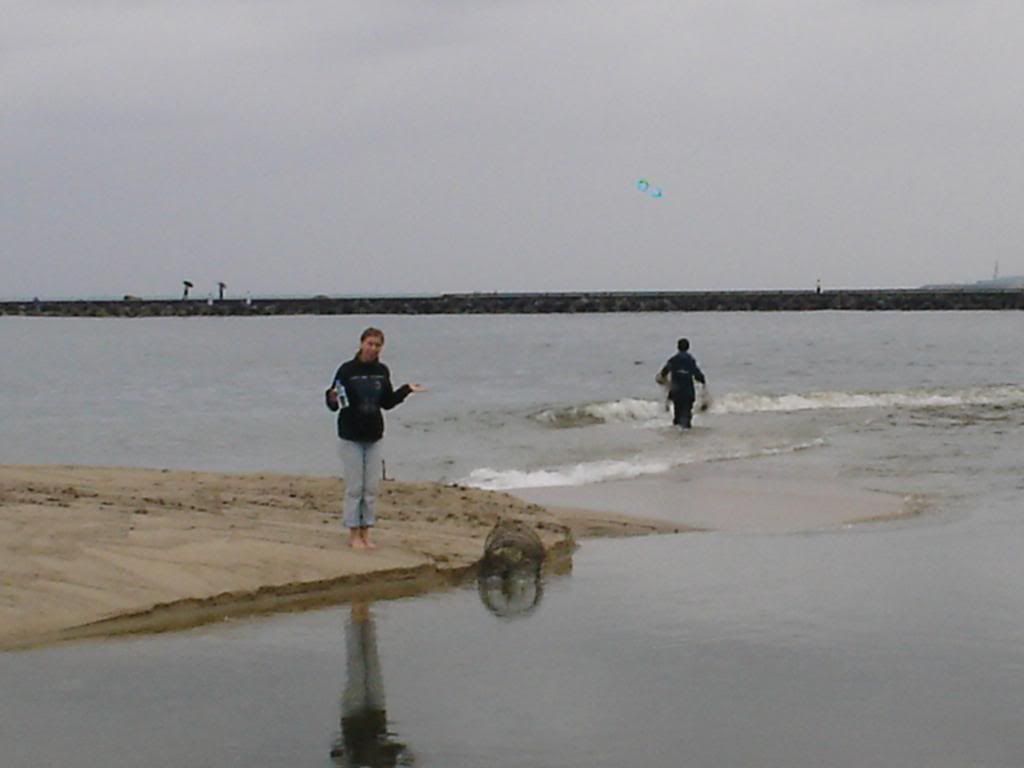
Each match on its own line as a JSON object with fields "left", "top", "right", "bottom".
{"left": 330, "top": 602, "right": 412, "bottom": 767}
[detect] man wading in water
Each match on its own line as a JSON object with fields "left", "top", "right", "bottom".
{"left": 656, "top": 337, "right": 708, "bottom": 429}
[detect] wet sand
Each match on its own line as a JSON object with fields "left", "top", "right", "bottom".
{"left": 513, "top": 462, "right": 922, "bottom": 535}
{"left": 0, "top": 465, "right": 682, "bottom": 650}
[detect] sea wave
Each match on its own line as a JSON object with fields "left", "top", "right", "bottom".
{"left": 533, "top": 385, "right": 1024, "bottom": 427}
{"left": 532, "top": 398, "right": 665, "bottom": 427}
{"left": 716, "top": 384, "right": 1024, "bottom": 414}
{"left": 462, "top": 439, "right": 825, "bottom": 490}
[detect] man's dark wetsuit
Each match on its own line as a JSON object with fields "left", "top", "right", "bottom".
{"left": 659, "top": 351, "right": 706, "bottom": 428}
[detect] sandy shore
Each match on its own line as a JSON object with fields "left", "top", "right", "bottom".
{"left": 0, "top": 465, "right": 683, "bottom": 650}
{"left": 512, "top": 460, "right": 922, "bottom": 535}
{"left": 1, "top": 461, "right": 918, "bottom": 650}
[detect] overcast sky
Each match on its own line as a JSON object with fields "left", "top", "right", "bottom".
{"left": 4, "top": 1, "right": 1023, "bottom": 298}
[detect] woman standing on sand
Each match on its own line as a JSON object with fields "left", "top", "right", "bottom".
{"left": 326, "top": 327, "right": 425, "bottom": 549}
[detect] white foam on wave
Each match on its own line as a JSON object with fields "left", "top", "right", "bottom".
{"left": 462, "top": 438, "right": 825, "bottom": 491}
{"left": 533, "top": 385, "right": 1024, "bottom": 427}
{"left": 464, "top": 457, "right": 674, "bottom": 490}
{"left": 715, "top": 384, "right": 1024, "bottom": 414}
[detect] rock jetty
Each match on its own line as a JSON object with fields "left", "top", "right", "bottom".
{"left": 2, "top": 289, "right": 1023, "bottom": 317}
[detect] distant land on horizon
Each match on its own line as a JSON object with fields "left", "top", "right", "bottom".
{"left": 5, "top": 277, "right": 1024, "bottom": 304}
{"left": 920, "top": 275, "right": 1024, "bottom": 290}
{"left": 4, "top": 283, "right": 1024, "bottom": 316}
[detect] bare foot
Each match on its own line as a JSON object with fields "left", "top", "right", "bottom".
{"left": 359, "top": 529, "right": 377, "bottom": 549}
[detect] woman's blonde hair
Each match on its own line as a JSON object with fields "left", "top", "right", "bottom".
{"left": 360, "top": 327, "right": 385, "bottom": 343}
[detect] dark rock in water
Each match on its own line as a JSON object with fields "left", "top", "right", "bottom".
{"left": 479, "top": 520, "right": 545, "bottom": 618}
{"left": 482, "top": 519, "right": 545, "bottom": 572}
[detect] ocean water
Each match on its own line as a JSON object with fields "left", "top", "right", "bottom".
{"left": 2, "top": 311, "right": 1023, "bottom": 767}
{"left": 2, "top": 312, "right": 1022, "bottom": 496}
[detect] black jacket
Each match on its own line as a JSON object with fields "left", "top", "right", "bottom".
{"left": 660, "top": 351, "right": 706, "bottom": 400}
{"left": 330, "top": 357, "right": 411, "bottom": 442}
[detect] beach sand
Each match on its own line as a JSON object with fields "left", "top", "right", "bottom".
{"left": 0, "top": 465, "right": 682, "bottom": 650}
{"left": 1, "top": 462, "right": 917, "bottom": 650}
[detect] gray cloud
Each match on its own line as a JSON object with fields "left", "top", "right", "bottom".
{"left": 3, "top": 0, "right": 1022, "bottom": 298}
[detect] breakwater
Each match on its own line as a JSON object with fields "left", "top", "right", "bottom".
{"left": 3, "top": 289, "right": 1023, "bottom": 317}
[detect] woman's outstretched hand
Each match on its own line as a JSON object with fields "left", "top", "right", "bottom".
{"left": 408, "top": 383, "right": 427, "bottom": 393}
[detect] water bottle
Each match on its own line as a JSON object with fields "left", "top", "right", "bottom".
{"left": 334, "top": 380, "right": 348, "bottom": 409}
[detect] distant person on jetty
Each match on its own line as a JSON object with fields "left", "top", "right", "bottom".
{"left": 656, "top": 338, "right": 708, "bottom": 429}
{"left": 326, "top": 327, "right": 425, "bottom": 549}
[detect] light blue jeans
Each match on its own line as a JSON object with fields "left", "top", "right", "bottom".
{"left": 337, "top": 438, "right": 384, "bottom": 529}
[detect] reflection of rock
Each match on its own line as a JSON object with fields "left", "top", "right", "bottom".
{"left": 478, "top": 520, "right": 545, "bottom": 618}
{"left": 478, "top": 565, "right": 543, "bottom": 618}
